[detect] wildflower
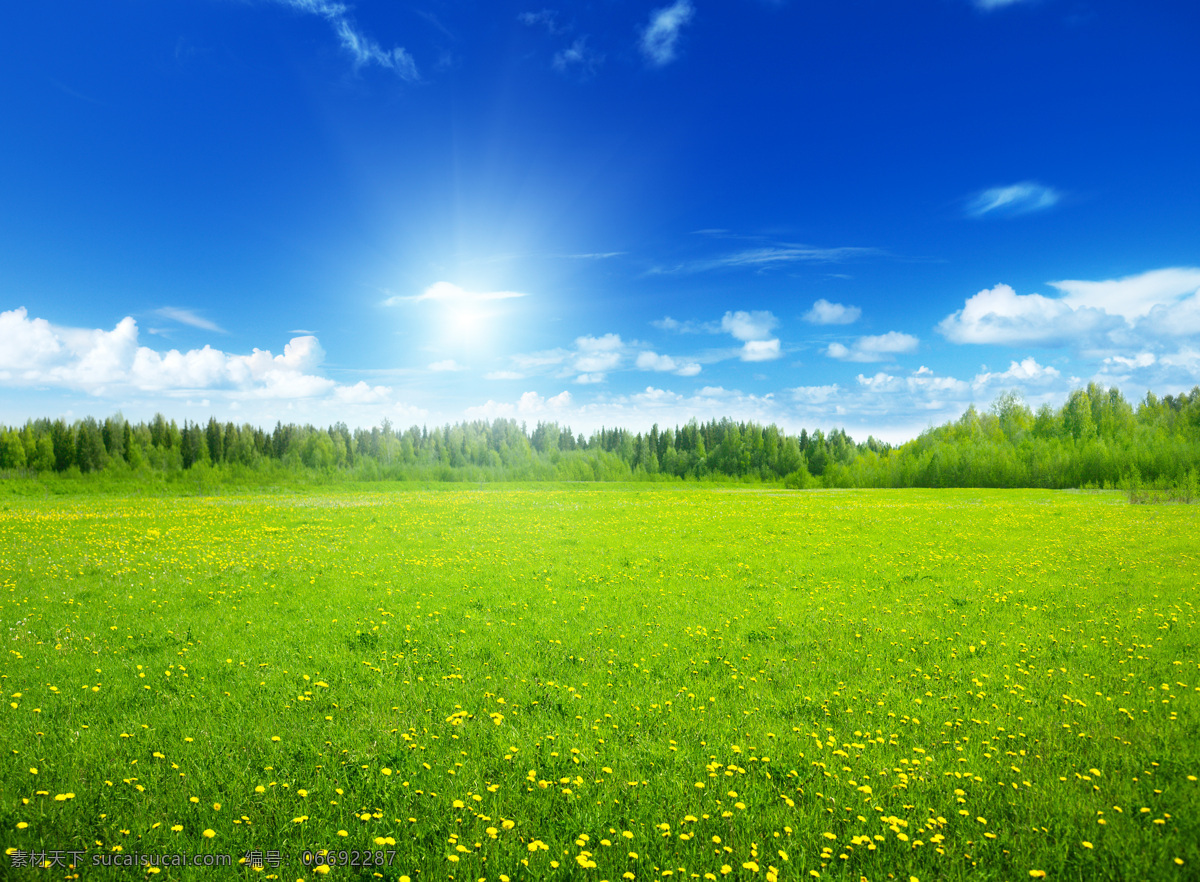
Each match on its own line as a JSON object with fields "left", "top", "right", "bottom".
{"left": 202, "top": 829, "right": 215, "bottom": 839}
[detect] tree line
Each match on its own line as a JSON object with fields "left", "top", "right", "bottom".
{"left": 2, "top": 383, "right": 1199, "bottom": 489}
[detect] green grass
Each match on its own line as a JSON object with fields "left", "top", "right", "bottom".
{"left": 1, "top": 486, "right": 1197, "bottom": 881}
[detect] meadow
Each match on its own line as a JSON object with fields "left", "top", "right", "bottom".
{"left": 1, "top": 486, "right": 1197, "bottom": 881}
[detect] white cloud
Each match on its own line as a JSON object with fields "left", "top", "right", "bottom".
{"left": 428, "top": 359, "right": 465, "bottom": 372}
{"left": 939, "top": 269, "right": 1200, "bottom": 347}
{"left": 790, "top": 384, "right": 842, "bottom": 405}
{"left": 636, "top": 351, "right": 677, "bottom": 371}
{"left": 574, "top": 372, "right": 607, "bottom": 384}
{"left": 721, "top": 310, "right": 778, "bottom": 341}
{"left": 1051, "top": 267, "right": 1200, "bottom": 321}
{"left": 972, "top": 357, "right": 1061, "bottom": 388}
{"left": 0, "top": 307, "right": 381, "bottom": 405}
{"left": 155, "top": 307, "right": 225, "bottom": 333}
{"left": 1103, "top": 352, "right": 1156, "bottom": 370}
{"left": 1160, "top": 348, "right": 1200, "bottom": 372}
{"left": 740, "top": 339, "right": 781, "bottom": 362}
{"left": 333, "top": 381, "right": 391, "bottom": 404}
{"left": 803, "top": 299, "right": 861, "bottom": 325}
{"left": 636, "top": 351, "right": 702, "bottom": 376}
{"left": 484, "top": 370, "right": 526, "bottom": 380}
{"left": 274, "top": 0, "right": 419, "bottom": 80}
{"left": 856, "top": 371, "right": 899, "bottom": 392}
{"left": 651, "top": 316, "right": 682, "bottom": 331}
{"left": 965, "top": 181, "right": 1060, "bottom": 218}
{"left": 573, "top": 334, "right": 623, "bottom": 374}
{"left": 937, "top": 283, "right": 1116, "bottom": 345}
{"left": 639, "top": 0, "right": 694, "bottom": 67}
{"left": 825, "top": 331, "right": 919, "bottom": 362}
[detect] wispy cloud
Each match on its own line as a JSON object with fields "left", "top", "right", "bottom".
{"left": 802, "top": 299, "right": 861, "bottom": 325}
{"left": 651, "top": 244, "right": 879, "bottom": 274}
{"left": 428, "top": 359, "right": 465, "bottom": 372}
{"left": 965, "top": 181, "right": 1060, "bottom": 218}
{"left": 825, "top": 331, "right": 919, "bottom": 362}
{"left": 553, "top": 38, "right": 604, "bottom": 76}
{"left": 154, "top": 307, "right": 226, "bottom": 333}
{"left": 640, "top": 0, "right": 694, "bottom": 67}
{"left": 973, "top": 0, "right": 1033, "bottom": 9}
{"left": 519, "top": 10, "right": 567, "bottom": 36}
{"left": 383, "top": 281, "right": 529, "bottom": 306}
{"left": 273, "top": 0, "right": 419, "bottom": 80}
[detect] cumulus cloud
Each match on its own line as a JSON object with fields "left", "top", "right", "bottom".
{"left": 803, "top": 299, "right": 861, "bottom": 325}
{"left": 936, "top": 283, "right": 1116, "bottom": 345}
{"left": 939, "top": 269, "right": 1200, "bottom": 347}
{"left": 965, "top": 181, "right": 1060, "bottom": 218}
{"left": 825, "top": 332, "right": 919, "bottom": 362}
{"left": 464, "top": 389, "right": 572, "bottom": 421}
{"left": 0, "top": 307, "right": 380, "bottom": 405}
{"left": 790, "top": 384, "right": 842, "bottom": 405}
{"left": 1051, "top": 267, "right": 1200, "bottom": 326}
{"left": 334, "top": 381, "right": 391, "bottom": 404}
{"left": 639, "top": 0, "right": 694, "bottom": 67}
{"left": 721, "top": 310, "right": 778, "bottom": 341}
{"left": 740, "top": 339, "right": 781, "bottom": 362}
{"left": 1104, "top": 352, "right": 1156, "bottom": 370}
{"left": 635, "top": 351, "right": 701, "bottom": 376}
{"left": 573, "top": 334, "right": 623, "bottom": 375}
{"left": 274, "top": 0, "right": 419, "bottom": 80}
{"left": 972, "top": 357, "right": 1061, "bottom": 388}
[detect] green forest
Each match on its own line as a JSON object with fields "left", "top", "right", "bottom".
{"left": 3, "top": 383, "right": 1199, "bottom": 492}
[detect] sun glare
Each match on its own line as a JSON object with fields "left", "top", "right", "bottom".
{"left": 410, "top": 280, "right": 529, "bottom": 357}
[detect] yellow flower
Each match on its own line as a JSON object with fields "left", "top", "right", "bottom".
{"left": 202, "top": 829, "right": 215, "bottom": 839}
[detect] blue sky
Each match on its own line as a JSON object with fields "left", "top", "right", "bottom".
{"left": 2, "top": 0, "right": 1198, "bottom": 441}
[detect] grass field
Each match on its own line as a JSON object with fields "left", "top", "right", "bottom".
{"left": 2, "top": 486, "right": 1197, "bottom": 881}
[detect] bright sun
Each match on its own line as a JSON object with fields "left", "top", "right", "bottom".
{"left": 410, "top": 281, "right": 529, "bottom": 356}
